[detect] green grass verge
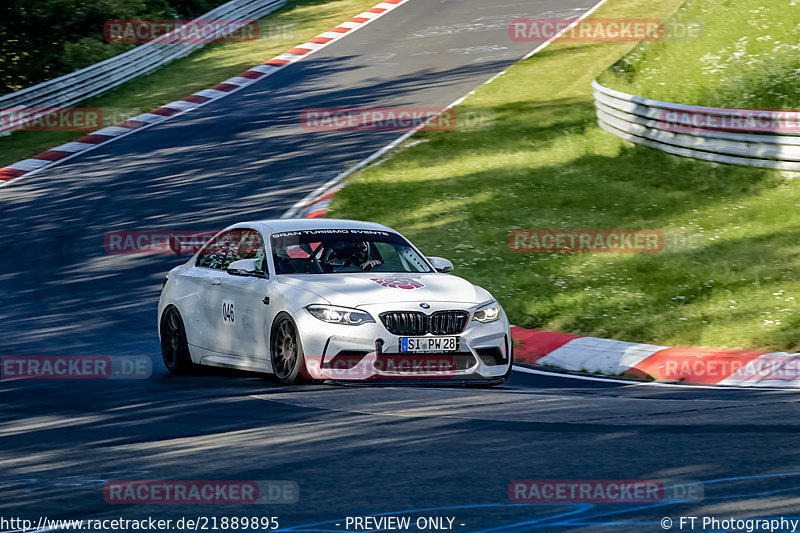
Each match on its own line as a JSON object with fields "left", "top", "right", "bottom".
{"left": 328, "top": 0, "right": 800, "bottom": 351}
{"left": 598, "top": 0, "right": 800, "bottom": 108}
{"left": 0, "top": 0, "right": 380, "bottom": 169}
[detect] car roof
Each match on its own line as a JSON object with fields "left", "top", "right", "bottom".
{"left": 231, "top": 218, "right": 396, "bottom": 235}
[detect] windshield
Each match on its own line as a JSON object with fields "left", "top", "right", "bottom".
{"left": 271, "top": 229, "right": 433, "bottom": 274}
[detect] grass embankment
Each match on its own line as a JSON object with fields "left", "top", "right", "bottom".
{"left": 598, "top": 0, "right": 800, "bottom": 108}
{"left": 0, "top": 0, "right": 380, "bottom": 168}
{"left": 329, "top": 0, "right": 800, "bottom": 351}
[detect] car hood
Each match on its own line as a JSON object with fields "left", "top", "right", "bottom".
{"left": 276, "top": 272, "right": 492, "bottom": 307}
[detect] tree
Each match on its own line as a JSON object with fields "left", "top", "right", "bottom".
{"left": 0, "top": 0, "right": 229, "bottom": 95}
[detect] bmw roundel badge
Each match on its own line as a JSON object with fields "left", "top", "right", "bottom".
{"left": 420, "top": 303, "right": 430, "bottom": 309}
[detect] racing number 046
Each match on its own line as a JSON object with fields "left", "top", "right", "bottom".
{"left": 222, "top": 300, "right": 235, "bottom": 325}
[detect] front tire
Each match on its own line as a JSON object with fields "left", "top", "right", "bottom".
{"left": 270, "top": 313, "right": 306, "bottom": 385}
{"left": 160, "top": 306, "right": 194, "bottom": 375}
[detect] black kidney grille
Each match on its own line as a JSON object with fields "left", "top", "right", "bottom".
{"left": 381, "top": 311, "right": 468, "bottom": 335}
{"left": 429, "top": 311, "right": 469, "bottom": 335}
{"left": 380, "top": 311, "right": 426, "bottom": 335}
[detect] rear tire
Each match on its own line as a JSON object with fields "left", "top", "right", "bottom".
{"left": 160, "top": 306, "right": 194, "bottom": 375}
{"left": 270, "top": 313, "right": 306, "bottom": 385}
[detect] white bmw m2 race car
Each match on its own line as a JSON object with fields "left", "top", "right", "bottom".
{"left": 158, "top": 219, "right": 512, "bottom": 385}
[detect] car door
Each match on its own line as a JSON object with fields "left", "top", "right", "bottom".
{"left": 195, "top": 228, "right": 271, "bottom": 359}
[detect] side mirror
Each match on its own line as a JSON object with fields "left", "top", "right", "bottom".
{"left": 428, "top": 256, "right": 454, "bottom": 273}
{"left": 226, "top": 258, "right": 266, "bottom": 278}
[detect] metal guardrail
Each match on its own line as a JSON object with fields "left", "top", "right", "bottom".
{"left": 592, "top": 80, "right": 800, "bottom": 172}
{"left": 0, "top": 0, "right": 286, "bottom": 119}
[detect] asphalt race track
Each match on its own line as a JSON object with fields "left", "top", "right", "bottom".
{"left": 2, "top": 370, "right": 800, "bottom": 531}
{"left": 2, "top": 0, "right": 800, "bottom": 531}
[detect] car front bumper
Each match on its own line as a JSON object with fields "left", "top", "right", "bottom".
{"left": 295, "top": 302, "right": 511, "bottom": 382}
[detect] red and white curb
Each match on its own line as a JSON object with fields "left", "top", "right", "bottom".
{"left": 298, "top": 188, "right": 341, "bottom": 218}
{"left": 511, "top": 327, "right": 800, "bottom": 388}
{"left": 0, "top": 0, "right": 410, "bottom": 188}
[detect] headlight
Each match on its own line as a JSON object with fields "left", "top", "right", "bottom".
{"left": 473, "top": 301, "right": 502, "bottom": 323}
{"left": 306, "top": 305, "right": 375, "bottom": 326}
